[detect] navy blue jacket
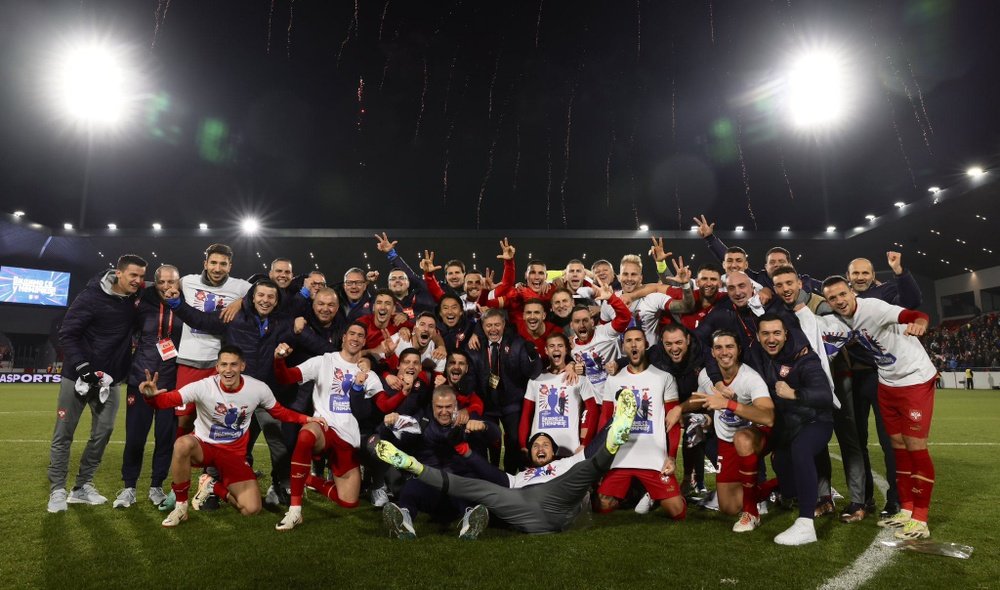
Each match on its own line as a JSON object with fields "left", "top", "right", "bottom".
{"left": 648, "top": 335, "right": 706, "bottom": 404}
{"left": 857, "top": 270, "right": 922, "bottom": 310}
{"left": 59, "top": 271, "right": 142, "bottom": 382}
{"left": 465, "top": 332, "right": 542, "bottom": 415}
{"left": 386, "top": 251, "right": 437, "bottom": 317}
{"left": 750, "top": 343, "right": 834, "bottom": 448}
{"left": 703, "top": 234, "right": 823, "bottom": 294}
{"left": 128, "top": 288, "right": 183, "bottom": 388}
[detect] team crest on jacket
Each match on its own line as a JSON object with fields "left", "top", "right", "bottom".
{"left": 779, "top": 365, "right": 791, "bottom": 378}
{"left": 908, "top": 409, "right": 922, "bottom": 422}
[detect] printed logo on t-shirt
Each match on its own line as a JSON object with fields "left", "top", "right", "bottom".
{"left": 330, "top": 368, "right": 353, "bottom": 414}
{"left": 573, "top": 350, "right": 606, "bottom": 385}
{"left": 209, "top": 402, "right": 249, "bottom": 441}
{"left": 628, "top": 387, "right": 654, "bottom": 434}
{"left": 537, "top": 384, "right": 570, "bottom": 430}
{"left": 718, "top": 409, "right": 749, "bottom": 430}
{"left": 192, "top": 290, "right": 229, "bottom": 335}
{"left": 853, "top": 328, "right": 898, "bottom": 367}
{"left": 519, "top": 464, "right": 557, "bottom": 484}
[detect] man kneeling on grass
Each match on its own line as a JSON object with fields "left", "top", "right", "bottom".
{"left": 139, "top": 345, "right": 325, "bottom": 527}
{"left": 370, "top": 386, "right": 639, "bottom": 538}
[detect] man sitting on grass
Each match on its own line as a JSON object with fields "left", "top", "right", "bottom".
{"left": 138, "top": 345, "right": 325, "bottom": 527}
{"left": 371, "top": 386, "right": 639, "bottom": 537}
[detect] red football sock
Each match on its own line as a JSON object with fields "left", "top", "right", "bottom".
{"left": 757, "top": 478, "right": 780, "bottom": 503}
{"left": 738, "top": 453, "right": 760, "bottom": 516}
{"left": 893, "top": 448, "right": 914, "bottom": 512}
{"left": 290, "top": 429, "right": 318, "bottom": 507}
{"left": 172, "top": 481, "right": 191, "bottom": 504}
{"left": 306, "top": 475, "right": 359, "bottom": 508}
{"left": 909, "top": 448, "right": 935, "bottom": 522}
{"left": 670, "top": 497, "right": 688, "bottom": 521}
{"left": 212, "top": 481, "right": 229, "bottom": 502}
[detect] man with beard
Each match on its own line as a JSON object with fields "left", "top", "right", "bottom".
{"left": 373, "top": 233, "right": 437, "bottom": 319}
{"left": 373, "top": 385, "right": 640, "bottom": 536}
{"left": 516, "top": 299, "right": 564, "bottom": 362}
{"left": 271, "top": 322, "right": 385, "bottom": 530}
{"left": 691, "top": 331, "right": 774, "bottom": 533}
{"left": 772, "top": 266, "right": 868, "bottom": 522}
{"left": 383, "top": 312, "right": 447, "bottom": 375}
{"left": 595, "top": 328, "right": 686, "bottom": 520}
{"left": 751, "top": 314, "right": 835, "bottom": 545}
{"left": 571, "top": 280, "right": 631, "bottom": 388}
{"left": 613, "top": 255, "right": 695, "bottom": 346}
{"left": 811, "top": 276, "right": 938, "bottom": 541}
{"left": 679, "top": 264, "right": 728, "bottom": 331}
{"left": 357, "top": 289, "right": 409, "bottom": 351}
{"left": 520, "top": 332, "right": 600, "bottom": 456}
{"left": 492, "top": 238, "right": 554, "bottom": 326}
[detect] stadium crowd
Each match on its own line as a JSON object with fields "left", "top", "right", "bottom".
{"left": 44, "top": 215, "right": 943, "bottom": 545}
{"left": 925, "top": 312, "right": 1000, "bottom": 369}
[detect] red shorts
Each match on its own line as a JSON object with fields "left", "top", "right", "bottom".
{"left": 878, "top": 377, "right": 935, "bottom": 438}
{"left": 716, "top": 428, "right": 770, "bottom": 484}
{"left": 597, "top": 468, "right": 681, "bottom": 501}
{"left": 175, "top": 366, "right": 216, "bottom": 416}
{"left": 195, "top": 439, "right": 257, "bottom": 488}
{"left": 318, "top": 428, "right": 360, "bottom": 477}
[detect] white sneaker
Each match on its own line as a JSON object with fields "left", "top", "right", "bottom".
{"left": 113, "top": 488, "right": 137, "bottom": 509}
{"left": 191, "top": 474, "right": 216, "bottom": 511}
{"left": 161, "top": 503, "right": 189, "bottom": 527}
{"left": 370, "top": 485, "right": 390, "bottom": 508}
{"left": 383, "top": 502, "right": 416, "bottom": 539}
{"left": 732, "top": 511, "right": 760, "bottom": 533}
{"left": 774, "top": 517, "right": 817, "bottom": 545}
{"left": 68, "top": 483, "right": 108, "bottom": 505}
{"left": 458, "top": 504, "right": 489, "bottom": 540}
{"left": 47, "top": 488, "right": 68, "bottom": 513}
{"left": 276, "top": 506, "right": 303, "bottom": 531}
{"left": 634, "top": 493, "right": 654, "bottom": 515}
{"left": 701, "top": 490, "right": 719, "bottom": 511}
{"left": 148, "top": 487, "right": 168, "bottom": 506}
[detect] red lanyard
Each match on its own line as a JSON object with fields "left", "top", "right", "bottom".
{"left": 158, "top": 303, "right": 174, "bottom": 340}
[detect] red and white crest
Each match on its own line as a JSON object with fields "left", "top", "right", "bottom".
{"left": 57, "top": 408, "right": 67, "bottom": 421}
{"left": 779, "top": 365, "right": 791, "bottom": 378}
{"left": 909, "top": 409, "right": 923, "bottom": 422}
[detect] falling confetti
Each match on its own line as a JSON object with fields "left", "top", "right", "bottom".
{"left": 265, "top": 0, "right": 275, "bottom": 54}
{"left": 734, "top": 119, "right": 757, "bottom": 229}
{"left": 674, "top": 182, "right": 682, "bottom": 230}
{"left": 378, "top": 0, "right": 390, "bottom": 41}
{"left": 708, "top": 0, "right": 716, "bottom": 45}
{"left": 535, "top": 0, "right": 544, "bottom": 48}
{"left": 635, "top": 0, "right": 642, "bottom": 63}
{"left": 557, "top": 90, "right": 575, "bottom": 228}
{"left": 356, "top": 76, "right": 366, "bottom": 135}
{"left": 904, "top": 56, "right": 934, "bottom": 136}
{"left": 778, "top": 146, "right": 795, "bottom": 200}
{"left": 883, "top": 88, "right": 917, "bottom": 188}
{"left": 414, "top": 55, "right": 429, "bottom": 141}
{"left": 151, "top": 0, "right": 171, "bottom": 49}
{"left": 487, "top": 51, "right": 502, "bottom": 120}
{"left": 475, "top": 109, "right": 506, "bottom": 229}
{"left": 286, "top": 0, "right": 296, "bottom": 59}
{"left": 886, "top": 53, "right": 932, "bottom": 153}
{"left": 337, "top": 0, "right": 359, "bottom": 67}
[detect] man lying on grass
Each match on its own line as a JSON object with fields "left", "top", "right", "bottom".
{"left": 370, "top": 386, "right": 640, "bottom": 537}
{"left": 139, "top": 345, "right": 326, "bottom": 527}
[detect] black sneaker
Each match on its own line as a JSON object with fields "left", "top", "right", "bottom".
{"left": 200, "top": 494, "right": 221, "bottom": 512}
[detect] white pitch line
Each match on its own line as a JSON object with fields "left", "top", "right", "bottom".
{"left": 818, "top": 454, "right": 895, "bottom": 590}
{"left": 0, "top": 439, "right": 272, "bottom": 448}
{"left": 830, "top": 442, "right": 999, "bottom": 446}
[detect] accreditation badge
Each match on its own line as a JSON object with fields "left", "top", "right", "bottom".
{"left": 156, "top": 339, "right": 178, "bottom": 360}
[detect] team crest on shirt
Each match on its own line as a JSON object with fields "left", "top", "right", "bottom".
{"left": 57, "top": 408, "right": 67, "bottom": 421}
{"left": 520, "top": 464, "right": 557, "bottom": 483}
{"left": 779, "top": 365, "right": 791, "bottom": 378}
{"left": 537, "top": 384, "right": 570, "bottom": 429}
{"left": 908, "top": 409, "right": 922, "bottom": 422}
{"left": 209, "top": 402, "right": 249, "bottom": 441}
{"left": 628, "top": 387, "right": 654, "bottom": 434}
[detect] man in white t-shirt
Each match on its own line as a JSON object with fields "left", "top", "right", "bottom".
{"left": 138, "top": 345, "right": 323, "bottom": 527}
{"left": 520, "top": 332, "right": 599, "bottom": 456}
{"left": 571, "top": 278, "right": 632, "bottom": 388}
{"left": 595, "top": 327, "right": 686, "bottom": 520}
{"left": 815, "top": 276, "right": 937, "bottom": 540}
{"left": 674, "top": 330, "right": 775, "bottom": 532}
{"left": 604, "top": 254, "right": 694, "bottom": 346}
{"left": 270, "top": 322, "right": 383, "bottom": 530}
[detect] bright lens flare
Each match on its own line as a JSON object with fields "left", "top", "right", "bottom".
{"left": 787, "top": 51, "right": 847, "bottom": 129}
{"left": 241, "top": 217, "right": 260, "bottom": 235}
{"left": 52, "top": 42, "right": 132, "bottom": 126}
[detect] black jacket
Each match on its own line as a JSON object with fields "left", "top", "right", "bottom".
{"left": 750, "top": 343, "right": 834, "bottom": 447}
{"left": 128, "top": 288, "right": 183, "bottom": 388}
{"left": 648, "top": 335, "right": 705, "bottom": 404}
{"left": 59, "top": 271, "right": 142, "bottom": 382}
{"left": 465, "top": 332, "right": 542, "bottom": 414}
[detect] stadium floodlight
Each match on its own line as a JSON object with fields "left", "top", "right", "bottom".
{"left": 734, "top": 225, "right": 744, "bottom": 232}
{"left": 199, "top": 222, "right": 209, "bottom": 230}
{"left": 894, "top": 201, "right": 905, "bottom": 208}
{"left": 107, "top": 222, "right": 117, "bottom": 230}
{"left": 241, "top": 217, "right": 260, "bottom": 235}
{"left": 826, "top": 226, "right": 836, "bottom": 233}
{"left": 967, "top": 166, "right": 984, "bottom": 178}
{"left": 786, "top": 49, "right": 850, "bottom": 129}
{"left": 638, "top": 224, "right": 649, "bottom": 231}
{"left": 151, "top": 222, "right": 162, "bottom": 231}
{"left": 63, "top": 222, "right": 73, "bottom": 230}
{"left": 51, "top": 40, "right": 135, "bottom": 127}
{"left": 780, "top": 226, "right": 790, "bottom": 232}
{"left": 13, "top": 210, "right": 25, "bottom": 217}
{"left": 927, "top": 186, "right": 941, "bottom": 194}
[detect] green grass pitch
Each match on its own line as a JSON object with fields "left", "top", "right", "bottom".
{"left": 0, "top": 386, "right": 997, "bottom": 589}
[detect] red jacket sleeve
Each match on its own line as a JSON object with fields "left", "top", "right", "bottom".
{"left": 607, "top": 294, "right": 632, "bottom": 333}
{"left": 665, "top": 400, "right": 680, "bottom": 460}
{"left": 266, "top": 401, "right": 308, "bottom": 424}
{"left": 580, "top": 397, "right": 599, "bottom": 446}
{"left": 518, "top": 399, "right": 536, "bottom": 449}
{"left": 424, "top": 272, "right": 445, "bottom": 303}
{"left": 273, "top": 357, "right": 303, "bottom": 385}
{"left": 898, "top": 309, "right": 929, "bottom": 324}
{"left": 457, "top": 392, "right": 484, "bottom": 417}
{"left": 374, "top": 390, "right": 407, "bottom": 413}
{"left": 148, "top": 390, "right": 184, "bottom": 410}
{"left": 495, "top": 258, "right": 516, "bottom": 298}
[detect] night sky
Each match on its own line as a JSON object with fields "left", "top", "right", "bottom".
{"left": 2, "top": 0, "right": 1000, "bottom": 235}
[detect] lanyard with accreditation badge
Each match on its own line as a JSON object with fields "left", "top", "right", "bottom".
{"left": 155, "top": 302, "right": 178, "bottom": 360}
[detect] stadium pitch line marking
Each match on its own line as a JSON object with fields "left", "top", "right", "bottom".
{"left": 819, "top": 453, "right": 895, "bottom": 590}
